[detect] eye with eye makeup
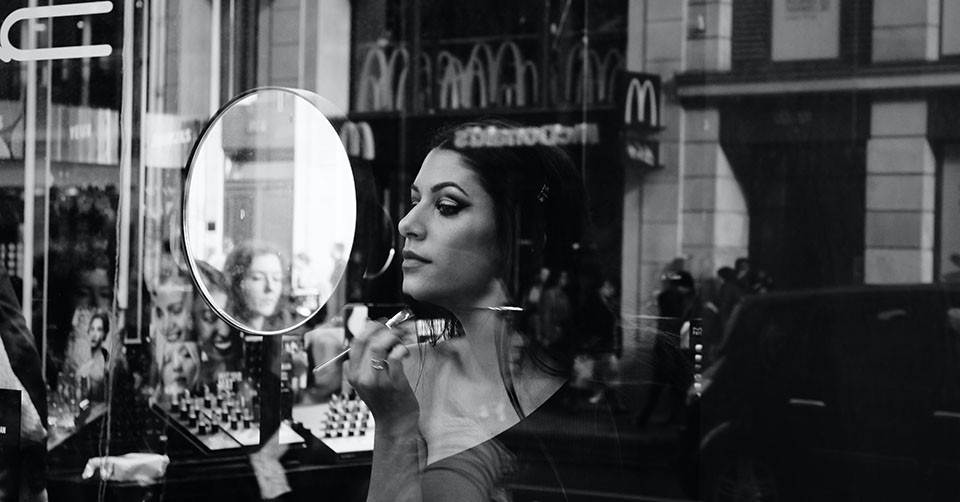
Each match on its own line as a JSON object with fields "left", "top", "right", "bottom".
{"left": 201, "top": 309, "right": 218, "bottom": 324}
{"left": 436, "top": 199, "right": 463, "bottom": 216}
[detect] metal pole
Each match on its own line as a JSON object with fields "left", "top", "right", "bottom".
{"left": 24, "top": 0, "right": 38, "bottom": 367}
{"left": 118, "top": 0, "right": 136, "bottom": 314}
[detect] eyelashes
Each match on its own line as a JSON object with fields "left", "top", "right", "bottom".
{"left": 408, "top": 197, "right": 465, "bottom": 216}
{"left": 436, "top": 200, "right": 462, "bottom": 216}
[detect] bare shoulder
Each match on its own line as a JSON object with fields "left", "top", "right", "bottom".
{"left": 516, "top": 365, "right": 568, "bottom": 414}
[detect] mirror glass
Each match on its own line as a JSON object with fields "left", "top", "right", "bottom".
{"left": 182, "top": 88, "right": 356, "bottom": 335}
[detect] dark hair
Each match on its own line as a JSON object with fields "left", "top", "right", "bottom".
{"left": 665, "top": 270, "right": 694, "bottom": 290}
{"left": 89, "top": 311, "right": 111, "bottom": 335}
{"left": 223, "top": 241, "right": 289, "bottom": 326}
{"left": 196, "top": 260, "right": 228, "bottom": 295}
{"left": 408, "top": 118, "right": 588, "bottom": 378}
{"left": 717, "top": 266, "right": 737, "bottom": 283}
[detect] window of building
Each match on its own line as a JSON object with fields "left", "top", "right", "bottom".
{"left": 943, "top": 0, "right": 960, "bottom": 56}
{"left": 770, "top": 0, "right": 841, "bottom": 61}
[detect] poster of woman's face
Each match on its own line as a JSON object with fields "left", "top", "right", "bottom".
{"left": 159, "top": 341, "right": 200, "bottom": 396}
{"left": 152, "top": 278, "right": 194, "bottom": 343}
{"left": 88, "top": 313, "right": 107, "bottom": 349}
{"left": 146, "top": 253, "right": 200, "bottom": 398}
{"left": 65, "top": 308, "right": 119, "bottom": 373}
{"left": 193, "top": 289, "right": 237, "bottom": 357}
{"left": 47, "top": 308, "right": 119, "bottom": 449}
{"left": 73, "top": 266, "right": 114, "bottom": 311}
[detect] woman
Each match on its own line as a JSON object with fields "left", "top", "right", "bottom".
{"left": 347, "top": 119, "right": 618, "bottom": 501}
{"left": 76, "top": 311, "right": 111, "bottom": 402}
{"left": 152, "top": 260, "right": 195, "bottom": 343}
{"left": 193, "top": 261, "right": 243, "bottom": 385}
{"left": 158, "top": 341, "right": 201, "bottom": 396}
{"left": 580, "top": 276, "right": 623, "bottom": 408}
{"left": 223, "top": 241, "right": 292, "bottom": 332}
{"left": 539, "top": 269, "right": 573, "bottom": 349}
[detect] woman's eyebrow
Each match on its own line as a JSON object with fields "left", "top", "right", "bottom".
{"left": 430, "top": 181, "right": 469, "bottom": 196}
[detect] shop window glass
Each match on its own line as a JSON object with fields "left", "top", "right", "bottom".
{"left": 0, "top": 0, "right": 649, "bottom": 500}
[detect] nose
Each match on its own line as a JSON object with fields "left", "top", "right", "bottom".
{"left": 398, "top": 204, "right": 424, "bottom": 240}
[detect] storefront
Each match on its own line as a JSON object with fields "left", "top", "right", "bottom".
{"left": 0, "top": 1, "right": 675, "bottom": 501}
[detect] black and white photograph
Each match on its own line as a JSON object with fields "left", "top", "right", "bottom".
{"left": 1, "top": 0, "right": 959, "bottom": 501}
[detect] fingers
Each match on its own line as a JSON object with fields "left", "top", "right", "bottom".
{"left": 386, "top": 343, "right": 409, "bottom": 362}
{"left": 348, "top": 323, "right": 371, "bottom": 369}
{"left": 366, "top": 326, "right": 401, "bottom": 360}
{"left": 385, "top": 343, "right": 411, "bottom": 380}
{"left": 348, "top": 320, "right": 409, "bottom": 384}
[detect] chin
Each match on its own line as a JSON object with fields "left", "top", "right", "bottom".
{"left": 403, "top": 289, "right": 456, "bottom": 312}
{"left": 402, "top": 277, "right": 434, "bottom": 303}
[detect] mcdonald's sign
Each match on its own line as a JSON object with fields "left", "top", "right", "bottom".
{"left": 619, "top": 72, "right": 661, "bottom": 171}
{"left": 620, "top": 72, "right": 661, "bottom": 130}
{"left": 339, "top": 121, "right": 375, "bottom": 160}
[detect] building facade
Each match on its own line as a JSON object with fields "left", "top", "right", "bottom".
{"left": 651, "top": 0, "right": 960, "bottom": 292}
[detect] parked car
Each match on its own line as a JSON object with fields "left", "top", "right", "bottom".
{"left": 697, "top": 284, "right": 960, "bottom": 501}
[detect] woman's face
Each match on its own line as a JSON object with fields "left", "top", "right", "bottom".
{"left": 154, "top": 283, "right": 193, "bottom": 342}
{"left": 194, "top": 290, "right": 235, "bottom": 355}
{"left": 88, "top": 317, "right": 106, "bottom": 348}
{"left": 75, "top": 268, "right": 113, "bottom": 310}
{"left": 160, "top": 343, "right": 199, "bottom": 392}
{"left": 240, "top": 253, "right": 283, "bottom": 319}
{"left": 398, "top": 149, "right": 501, "bottom": 308}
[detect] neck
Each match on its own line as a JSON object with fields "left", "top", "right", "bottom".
{"left": 446, "top": 283, "right": 513, "bottom": 379}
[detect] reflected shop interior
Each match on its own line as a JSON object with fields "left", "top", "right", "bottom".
{"left": 5, "top": 0, "right": 960, "bottom": 501}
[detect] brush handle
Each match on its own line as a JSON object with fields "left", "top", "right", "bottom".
{"left": 311, "top": 309, "right": 414, "bottom": 374}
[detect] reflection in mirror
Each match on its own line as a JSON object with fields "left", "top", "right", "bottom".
{"left": 362, "top": 203, "right": 397, "bottom": 280}
{"left": 183, "top": 88, "right": 356, "bottom": 335}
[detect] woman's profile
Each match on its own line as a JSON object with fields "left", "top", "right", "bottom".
{"left": 223, "top": 241, "right": 292, "bottom": 332}
{"left": 347, "top": 119, "right": 619, "bottom": 501}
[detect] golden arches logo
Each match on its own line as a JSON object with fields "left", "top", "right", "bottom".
{"left": 339, "top": 121, "right": 375, "bottom": 160}
{"left": 623, "top": 77, "right": 658, "bottom": 128}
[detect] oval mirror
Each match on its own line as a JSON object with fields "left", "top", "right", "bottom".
{"left": 182, "top": 88, "right": 356, "bottom": 335}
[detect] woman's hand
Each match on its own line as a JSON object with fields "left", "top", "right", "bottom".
{"left": 346, "top": 320, "right": 419, "bottom": 434}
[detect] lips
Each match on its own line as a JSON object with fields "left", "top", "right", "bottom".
{"left": 255, "top": 298, "right": 279, "bottom": 312}
{"left": 402, "top": 250, "right": 431, "bottom": 268}
{"left": 213, "top": 335, "right": 234, "bottom": 352}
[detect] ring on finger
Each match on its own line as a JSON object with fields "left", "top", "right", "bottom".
{"left": 370, "top": 358, "right": 386, "bottom": 370}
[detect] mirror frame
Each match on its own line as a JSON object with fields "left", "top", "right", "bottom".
{"left": 181, "top": 86, "right": 355, "bottom": 336}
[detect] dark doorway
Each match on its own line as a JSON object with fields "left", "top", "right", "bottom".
{"left": 725, "top": 142, "right": 866, "bottom": 290}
